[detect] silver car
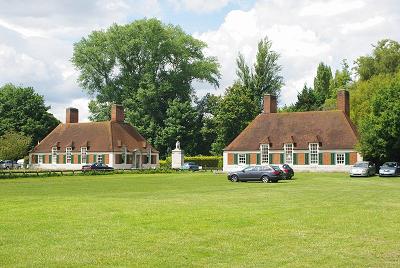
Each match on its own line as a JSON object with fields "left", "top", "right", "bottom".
{"left": 379, "top": 162, "right": 400, "bottom": 177}
{"left": 349, "top": 161, "right": 375, "bottom": 177}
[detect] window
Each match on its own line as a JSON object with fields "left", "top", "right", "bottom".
{"left": 81, "top": 147, "right": 87, "bottom": 164}
{"left": 38, "top": 155, "right": 43, "bottom": 164}
{"left": 66, "top": 147, "right": 72, "bottom": 164}
{"left": 52, "top": 147, "right": 58, "bottom": 163}
{"left": 336, "top": 153, "right": 345, "bottom": 165}
{"left": 122, "top": 147, "right": 127, "bottom": 164}
{"left": 309, "top": 143, "right": 319, "bottom": 165}
{"left": 238, "top": 154, "right": 246, "bottom": 165}
{"left": 284, "top": 143, "right": 293, "bottom": 164}
{"left": 260, "top": 144, "right": 269, "bottom": 164}
{"left": 97, "top": 154, "right": 103, "bottom": 163}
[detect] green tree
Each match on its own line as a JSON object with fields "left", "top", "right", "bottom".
{"left": 293, "top": 84, "right": 319, "bottom": 112}
{"left": 357, "top": 70, "right": 400, "bottom": 162}
{"left": 195, "top": 94, "right": 221, "bottom": 155}
{"left": 0, "top": 84, "right": 59, "bottom": 145}
{"left": 236, "top": 37, "right": 283, "bottom": 111}
{"left": 211, "top": 83, "right": 258, "bottom": 155}
{"left": 323, "top": 60, "right": 352, "bottom": 110}
{"left": 72, "top": 18, "right": 220, "bottom": 156}
{"left": 313, "top": 62, "right": 332, "bottom": 106}
{"left": 158, "top": 99, "right": 199, "bottom": 156}
{"left": 0, "top": 131, "right": 32, "bottom": 160}
{"left": 355, "top": 39, "right": 400, "bottom": 81}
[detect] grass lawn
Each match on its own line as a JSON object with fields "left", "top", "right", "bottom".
{"left": 1, "top": 172, "right": 399, "bottom": 267}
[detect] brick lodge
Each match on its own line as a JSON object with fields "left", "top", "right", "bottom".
{"left": 29, "top": 105, "right": 159, "bottom": 170}
{"left": 223, "top": 90, "right": 361, "bottom": 172}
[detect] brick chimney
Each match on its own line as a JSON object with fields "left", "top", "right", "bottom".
{"left": 263, "top": 94, "right": 277, "bottom": 113}
{"left": 337, "top": 89, "right": 350, "bottom": 117}
{"left": 111, "top": 104, "right": 124, "bottom": 122}
{"left": 66, "top": 108, "right": 78, "bottom": 123}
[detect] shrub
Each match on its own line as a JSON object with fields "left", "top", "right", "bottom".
{"left": 184, "top": 156, "right": 222, "bottom": 169}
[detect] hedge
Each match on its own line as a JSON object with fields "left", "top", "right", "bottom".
{"left": 160, "top": 156, "right": 222, "bottom": 169}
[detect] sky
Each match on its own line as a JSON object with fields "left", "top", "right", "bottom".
{"left": 0, "top": 0, "right": 399, "bottom": 122}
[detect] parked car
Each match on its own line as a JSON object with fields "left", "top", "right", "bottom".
{"left": 349, "top": 161, "right": 375, "bottom": 177}
{"left": 181, "top": 162, "right": 200, "bottom": 171}
{"left": 274, "top": 164, "right": 294, "bottom": 179}
{"left": 227, "top": 165, "right": 283, "bottom": 183}
{"left": 379, "top": 162, "right": 400, "bottom": 177}
{"left": 0, "top": 160, "right": 21, "bottom": 170}
{"left": 82, "top": 163, "right": 114, "bottom": 171}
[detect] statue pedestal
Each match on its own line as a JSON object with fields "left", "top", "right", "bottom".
{"left": 171, "top": 149, "right": 184, "bottom": 169}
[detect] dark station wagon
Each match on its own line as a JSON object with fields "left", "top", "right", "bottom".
{"left": 227, "top": 165, "right": 283, "bottom": 183}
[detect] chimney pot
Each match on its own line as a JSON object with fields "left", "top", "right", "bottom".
{"left": 66, "top": 108, "right": 79, "bottom": 123}
{"left": 111, "top": 104, "right": 124, "bottom": 122}
{"left": 337, "top": 90, "right": 350, "bottom": 117}
{"left": 263, "top": 94, "right": 277, "bottom": 113}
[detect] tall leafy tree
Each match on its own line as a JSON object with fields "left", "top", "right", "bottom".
{"left": 313, "top": 62, "right": 333, "bottom": 106}
{"left": 0, "top": 131, "right": 32, "bottom": 160}
{"left": 72, "top": 18, "right": 220, "bottom": 156}
{"left": 293, "top": 84, "right": 319, "bottom": 112}
{"left": 211, "top": 83, "right": 258, "bottom": 155}
{"left": 322, "top": 60, "right": 352, "bottom": 110}
{"left": 159, "top": 99, "right": 198, "bottom": 156}
{"left": 236, "top": 37, "right": 283, "bottom": 111}
{"left": 357, "top": 70, "right": 400, "bottom": 162}
{"left": 0, "top": 84, "right": 59, "bottom": 145}
{"left": 195, "top": 94, "right": 222, "bottom": 155}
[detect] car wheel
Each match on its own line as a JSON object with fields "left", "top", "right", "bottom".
{"left": 230, "top": 175, "right": 239, "bottom": 182}
{"left": 261, "top": 176, "right": 270, "bottom": 183}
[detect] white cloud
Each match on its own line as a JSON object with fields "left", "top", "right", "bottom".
{"left": 168, "top": 0, "right": 232, "bottom": 13}
{"left": 0, "top": 0, "right": 400, "bottom": 118}
{"left": 299, "top": 0, "right": 365, "bottom": 17}
{"left": 0, "top": 0, "right": 162, "bottom": 121}
{"left": 340, "top": 16, "right": 385, "bottom": 34}
{"left": 196, "top": 0, "right": 400, "bottom": 105}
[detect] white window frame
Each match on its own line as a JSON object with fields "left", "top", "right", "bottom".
{"left": 309, "top": 143, "right": 319, "bottom": 165}
{"left": 122, "top": 147, "right": 127, "bottom": 164}
{"left": 238, "top": 153, "right": 246, "bottom": 165}
{"left": 81, "top": 147, "right": 87, "bottom": 165}
{"left": 336, "top": 153, "right": 345, "bottom": 165}
{"left": 52, "top": 147, "right": 58, "bottom": 163}
{"left": 66, "top": 147, "right": 72, "bottom": 164}
{"left": 284, "top": 143, "right": 294, "bottom": 164}
{"left": 260, "top": 144, "right": 269, "bottom": 164}
{"left": 97, "top": 154, "right": 103, "bottom": 163}
{"left": 38, "top": 154, "right": 43, "bottom": 164}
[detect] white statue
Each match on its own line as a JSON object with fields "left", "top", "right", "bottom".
{"left": 175, "top": 140, "right": 181, "bottom": 150}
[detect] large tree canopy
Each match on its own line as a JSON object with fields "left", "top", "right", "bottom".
{"left": 0, "top": 84, "right": 59, "bottom": 145}
{"left": 355, "top": 39, "right": 400, "bottom": 81}
{"left": 72, "top": 18, "right": 220, "bottom": 157}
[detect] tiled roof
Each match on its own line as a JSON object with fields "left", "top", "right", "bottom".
{"left": 31, "top": 121, "right": 158, "bottom": 153}
{"left": 225, "top": 110, "right": 358, "bottom": 151}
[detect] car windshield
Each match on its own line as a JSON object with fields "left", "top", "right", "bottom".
{"left": 242, "top": 167, "right": 254, "bottom": 172}
{"left": 354, "top": 162, "right": 368, "bottom": 167}
{"left": 382, "top": 162, "right": 397, "bottom": 167}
